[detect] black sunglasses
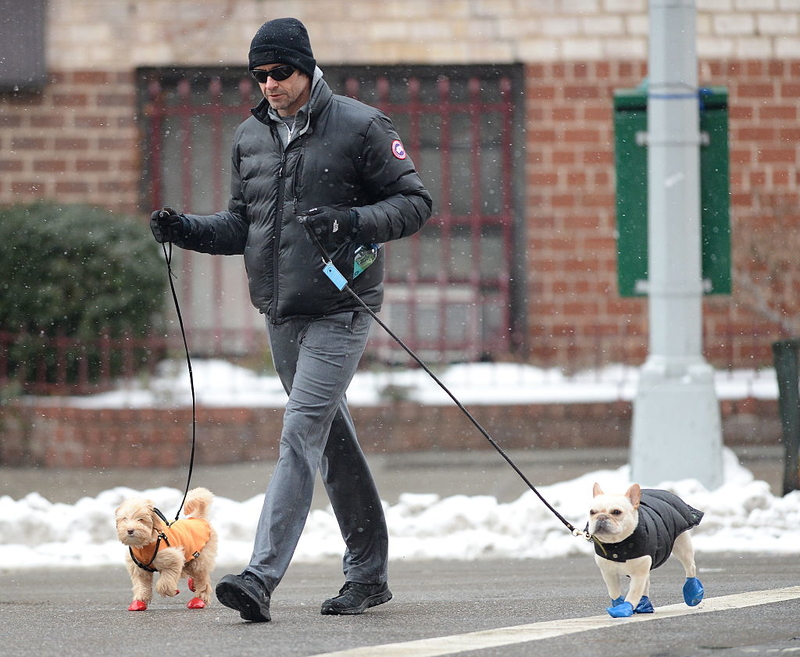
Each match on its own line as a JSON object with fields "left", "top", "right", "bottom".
{"left": 250, "top": 65, "right": 297, "bottom": 83}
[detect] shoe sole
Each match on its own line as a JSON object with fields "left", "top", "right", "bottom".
{"left": 321, "top": 589, "right": 392, "bottom": 616}
{"left": 215, "top": 578, "right": 271, "bottom": 623}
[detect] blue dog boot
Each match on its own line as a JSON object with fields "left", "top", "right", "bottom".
{"left": 683, "top": 577, "right": 704, "bottom": 606}
{"left": 634, "top": 596, "right": 654, "bottom": 614}
{"left": 610, "top": 596, "right": 625, "bottom": 607}
{"left": 607, "top": 601, "right": 634, "bottom": 618}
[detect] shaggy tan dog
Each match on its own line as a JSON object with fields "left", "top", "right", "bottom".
{"left": 115, "top": 487, "right": 218, "bottom": 611}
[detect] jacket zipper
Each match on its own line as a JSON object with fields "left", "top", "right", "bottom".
{"left": 272, "top": 150, "right": 287, "bottom": 323}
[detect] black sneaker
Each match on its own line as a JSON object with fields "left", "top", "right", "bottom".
{"left": 215, "top": 572, "right": 271, "bottom": 622}
{"left": 320, "top": 581, "right": 392, "bottom": 615}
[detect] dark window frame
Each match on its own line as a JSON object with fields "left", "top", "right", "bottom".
{"left": 137, "top": 63, "right": 527, "bottom": 361}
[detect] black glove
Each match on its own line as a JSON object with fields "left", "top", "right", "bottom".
{"left": 300, "top": 207, "right": 357, "bottom": 244}
{"left": 150, "top": 207, "right": 187, "bottom": 243}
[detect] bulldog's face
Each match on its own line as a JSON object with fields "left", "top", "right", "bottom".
{"left": 588, "top": 483, "right": 641, "bottom": 544}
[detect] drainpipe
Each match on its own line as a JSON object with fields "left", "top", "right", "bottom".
{"left": 630, "top": 0, "right": 724, "bottom": 489}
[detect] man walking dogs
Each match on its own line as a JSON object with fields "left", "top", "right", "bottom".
{"left": 150, "top": 18, "right": 432, "bottom": 622}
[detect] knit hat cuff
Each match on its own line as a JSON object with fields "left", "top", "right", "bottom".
{"left": 248, "top": 45, "right": 315, "bottom": 78}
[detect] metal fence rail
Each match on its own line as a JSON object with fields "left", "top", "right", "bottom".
{"left": 0, "top": 331, "right": 168, "bottom": 396}
{"left": 0, "top": 325, "right": 787, "bottom": 397}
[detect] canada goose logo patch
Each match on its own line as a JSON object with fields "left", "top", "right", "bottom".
{"left": 391, "top": 139, "right": 407, "bottom": 160}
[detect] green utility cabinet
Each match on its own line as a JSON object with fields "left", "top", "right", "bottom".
{"left": 613, "top": 86, "right": 731, "bottom": 297}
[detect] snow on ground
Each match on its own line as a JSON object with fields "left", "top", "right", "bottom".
{"left": 0, "top": 448, "right": 797, "bottom": 570}
{"left": 2, "top": 360, "right": 794, "bottom": 570}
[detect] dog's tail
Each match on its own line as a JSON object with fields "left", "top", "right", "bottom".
{"left": 182, "top": 487, "right": 213, "bottom": 519}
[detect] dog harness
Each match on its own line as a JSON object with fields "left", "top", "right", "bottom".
{"left": 593, "top": 489, "right": 703, "bottom": 569}
{"left": 129, "top": 516, "right": 212, "bottom": 572}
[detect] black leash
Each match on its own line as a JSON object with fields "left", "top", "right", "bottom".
{"left": 160, "top": 239, "right": 197, "bottom": 522}
{"left": 298, "top": 218, "right": 589, "bottom": 539}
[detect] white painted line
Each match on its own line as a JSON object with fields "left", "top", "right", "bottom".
{"left": 311, "top": 586, "right": 800, "bottom": 657}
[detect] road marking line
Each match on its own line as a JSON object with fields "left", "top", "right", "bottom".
{"left": 311, "top": 586, "right": 800, "bottom": 657}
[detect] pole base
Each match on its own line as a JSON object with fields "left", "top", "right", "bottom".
{"left": 631, "top": 358, "right": 724, "bottom": 490}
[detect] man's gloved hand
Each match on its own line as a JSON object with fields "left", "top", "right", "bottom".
{"left": 300, "top": 207, "right": 357, "bottom": 244}
{"left": 150, "top": 207, "right": 187, "bottom": 244}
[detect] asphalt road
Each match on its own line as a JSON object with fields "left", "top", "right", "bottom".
{"left": 1, "top": 553, "right": 798, "bottom": 657}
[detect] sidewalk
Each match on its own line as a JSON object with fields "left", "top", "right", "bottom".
{"left": 0, "top": 445, "right": 785, "bottom": 505}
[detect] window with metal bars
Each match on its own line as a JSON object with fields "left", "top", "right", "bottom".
{"left": 138, "top": 64, "right": 525, "bottom": 362}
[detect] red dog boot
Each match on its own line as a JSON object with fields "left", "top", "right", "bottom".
{"left": 128, "top": 600, "right": 148, "bottom": 611}
{"left": 187, "top": 598, "right": 206, "bottom": 609}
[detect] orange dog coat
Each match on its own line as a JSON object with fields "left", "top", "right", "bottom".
{"left": 130, "top": 517, "right": 211, "bottom": 568}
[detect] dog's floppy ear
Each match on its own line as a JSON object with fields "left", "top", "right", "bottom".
{"left": 592, "top": 482, "right": 604, "bottom": 497}
{"left": 625, "top": 484, "right": 642, "bottom": 509}
{"left": 147, "top": 503, "right": 168, "bottom": 530}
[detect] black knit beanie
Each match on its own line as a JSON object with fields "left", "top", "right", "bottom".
{"left": 248, "top": 18, "right": 316, "bottom": 78}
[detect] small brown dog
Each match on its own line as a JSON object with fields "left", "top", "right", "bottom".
{"left": 115, "top": 487, "right": 218, "bottom": 611}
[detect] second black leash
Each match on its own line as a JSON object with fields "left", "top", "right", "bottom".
{"left": 297, "top": 216, "right": 586, "bottom": 538}
{"left": 161, "top": 237, "right": 197, "bottom": 522}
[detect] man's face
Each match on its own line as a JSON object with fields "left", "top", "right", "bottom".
{"left": 253, "top": 63, "right": 311, "bottom": 117}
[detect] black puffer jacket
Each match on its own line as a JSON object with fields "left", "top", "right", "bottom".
{"left": 594, "top": 489, "right": 704, "bottom": 569}
{"left": 177, "top": 73, "right": 432, "bottom": 322}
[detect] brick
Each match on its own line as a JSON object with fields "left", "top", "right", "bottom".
{"left": 0, "top": 114, "right": 23, "bottom": 128}
{"left": 30, "top": 115, "right": 66, "bottom": 128}
{"left": 11, "top": 181, "right": 44, "bottom": 197}
{"left": 603, "top": 0, "right": 646, "bottom": 13}
{"left": 76, "top": 159, "right": 111, "bottom": 172}
{"left": 737, "top": 82, "right": 776, "bottom": 97}
{"left": 11, "top": 137, "right": 46, "bottom": 150}
{"left": 775, "top": 36, "right": 800, "bottom": 56}
{"left": 71, "top": 71, "right": 112, "bottom": 85}
{"left": 0, "top": 160, "right": 23, "bottom": 172}
{"left": 713, "top": 14, "right": 756, "bottom": 35}
{"left": 56, "top": 181, "right": 90, "bottom": 194}
{"left": 757, "top": 149, "right": 796, "bottom": 163}
{"left": 734, "top": 0, "right": 778, "bottom": 10}
{"left": 528, "top": 84, "right": 556, "bottom": 99}
{"left": 52, "top": 93, "right": 89, "bottom": 107}
{"left": 757, "top": 14, "right": 798, "bottom": 35}
{"left": 759, "top": 105, "right": 797, "bottom": 119}
{"left": 580, "top": 15, "right": 624, "bottom": 36}
{"left": 563, "top": 128, "right": 602, "bottom": 142}
{"left": 96, "top": 92, "right": 136, "bottom": 107}
{"left": 73, "top": 115, "right": 110, "bottom": 128}
{"left": 34, "top": 160, "right": 68, "bottom": 172}
{"left": 55, "top": 137, "right": 90, "bottom": 150}
{"left": 563, "top": 84, "right": 601, "bottom": 99}
{"left": 562, "top": 38, "right": 603, "bottom": 60}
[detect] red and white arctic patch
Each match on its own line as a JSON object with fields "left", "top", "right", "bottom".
{"left": 391, "top": 139, "right": 407, "bottom": 160}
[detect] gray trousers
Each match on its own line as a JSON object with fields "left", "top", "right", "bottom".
{"left": 245, "top": 311, "right": 389, "bottom": 593}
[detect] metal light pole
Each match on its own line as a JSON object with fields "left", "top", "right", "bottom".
{"left": 630, "top": 0, "right": 724, "bottom": 489}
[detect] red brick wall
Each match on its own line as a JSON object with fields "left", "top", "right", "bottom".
{"left": 1, "top": 60, "right": 798, "bottom": 369}
{"left": 0, "top": 398, "right": 779, "bottom": 468}
{"left": 0, "top": 71, "right": 139, "bottom": 213}
{"left": 524, "top": 59, "right": 800, "bottom": 371}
